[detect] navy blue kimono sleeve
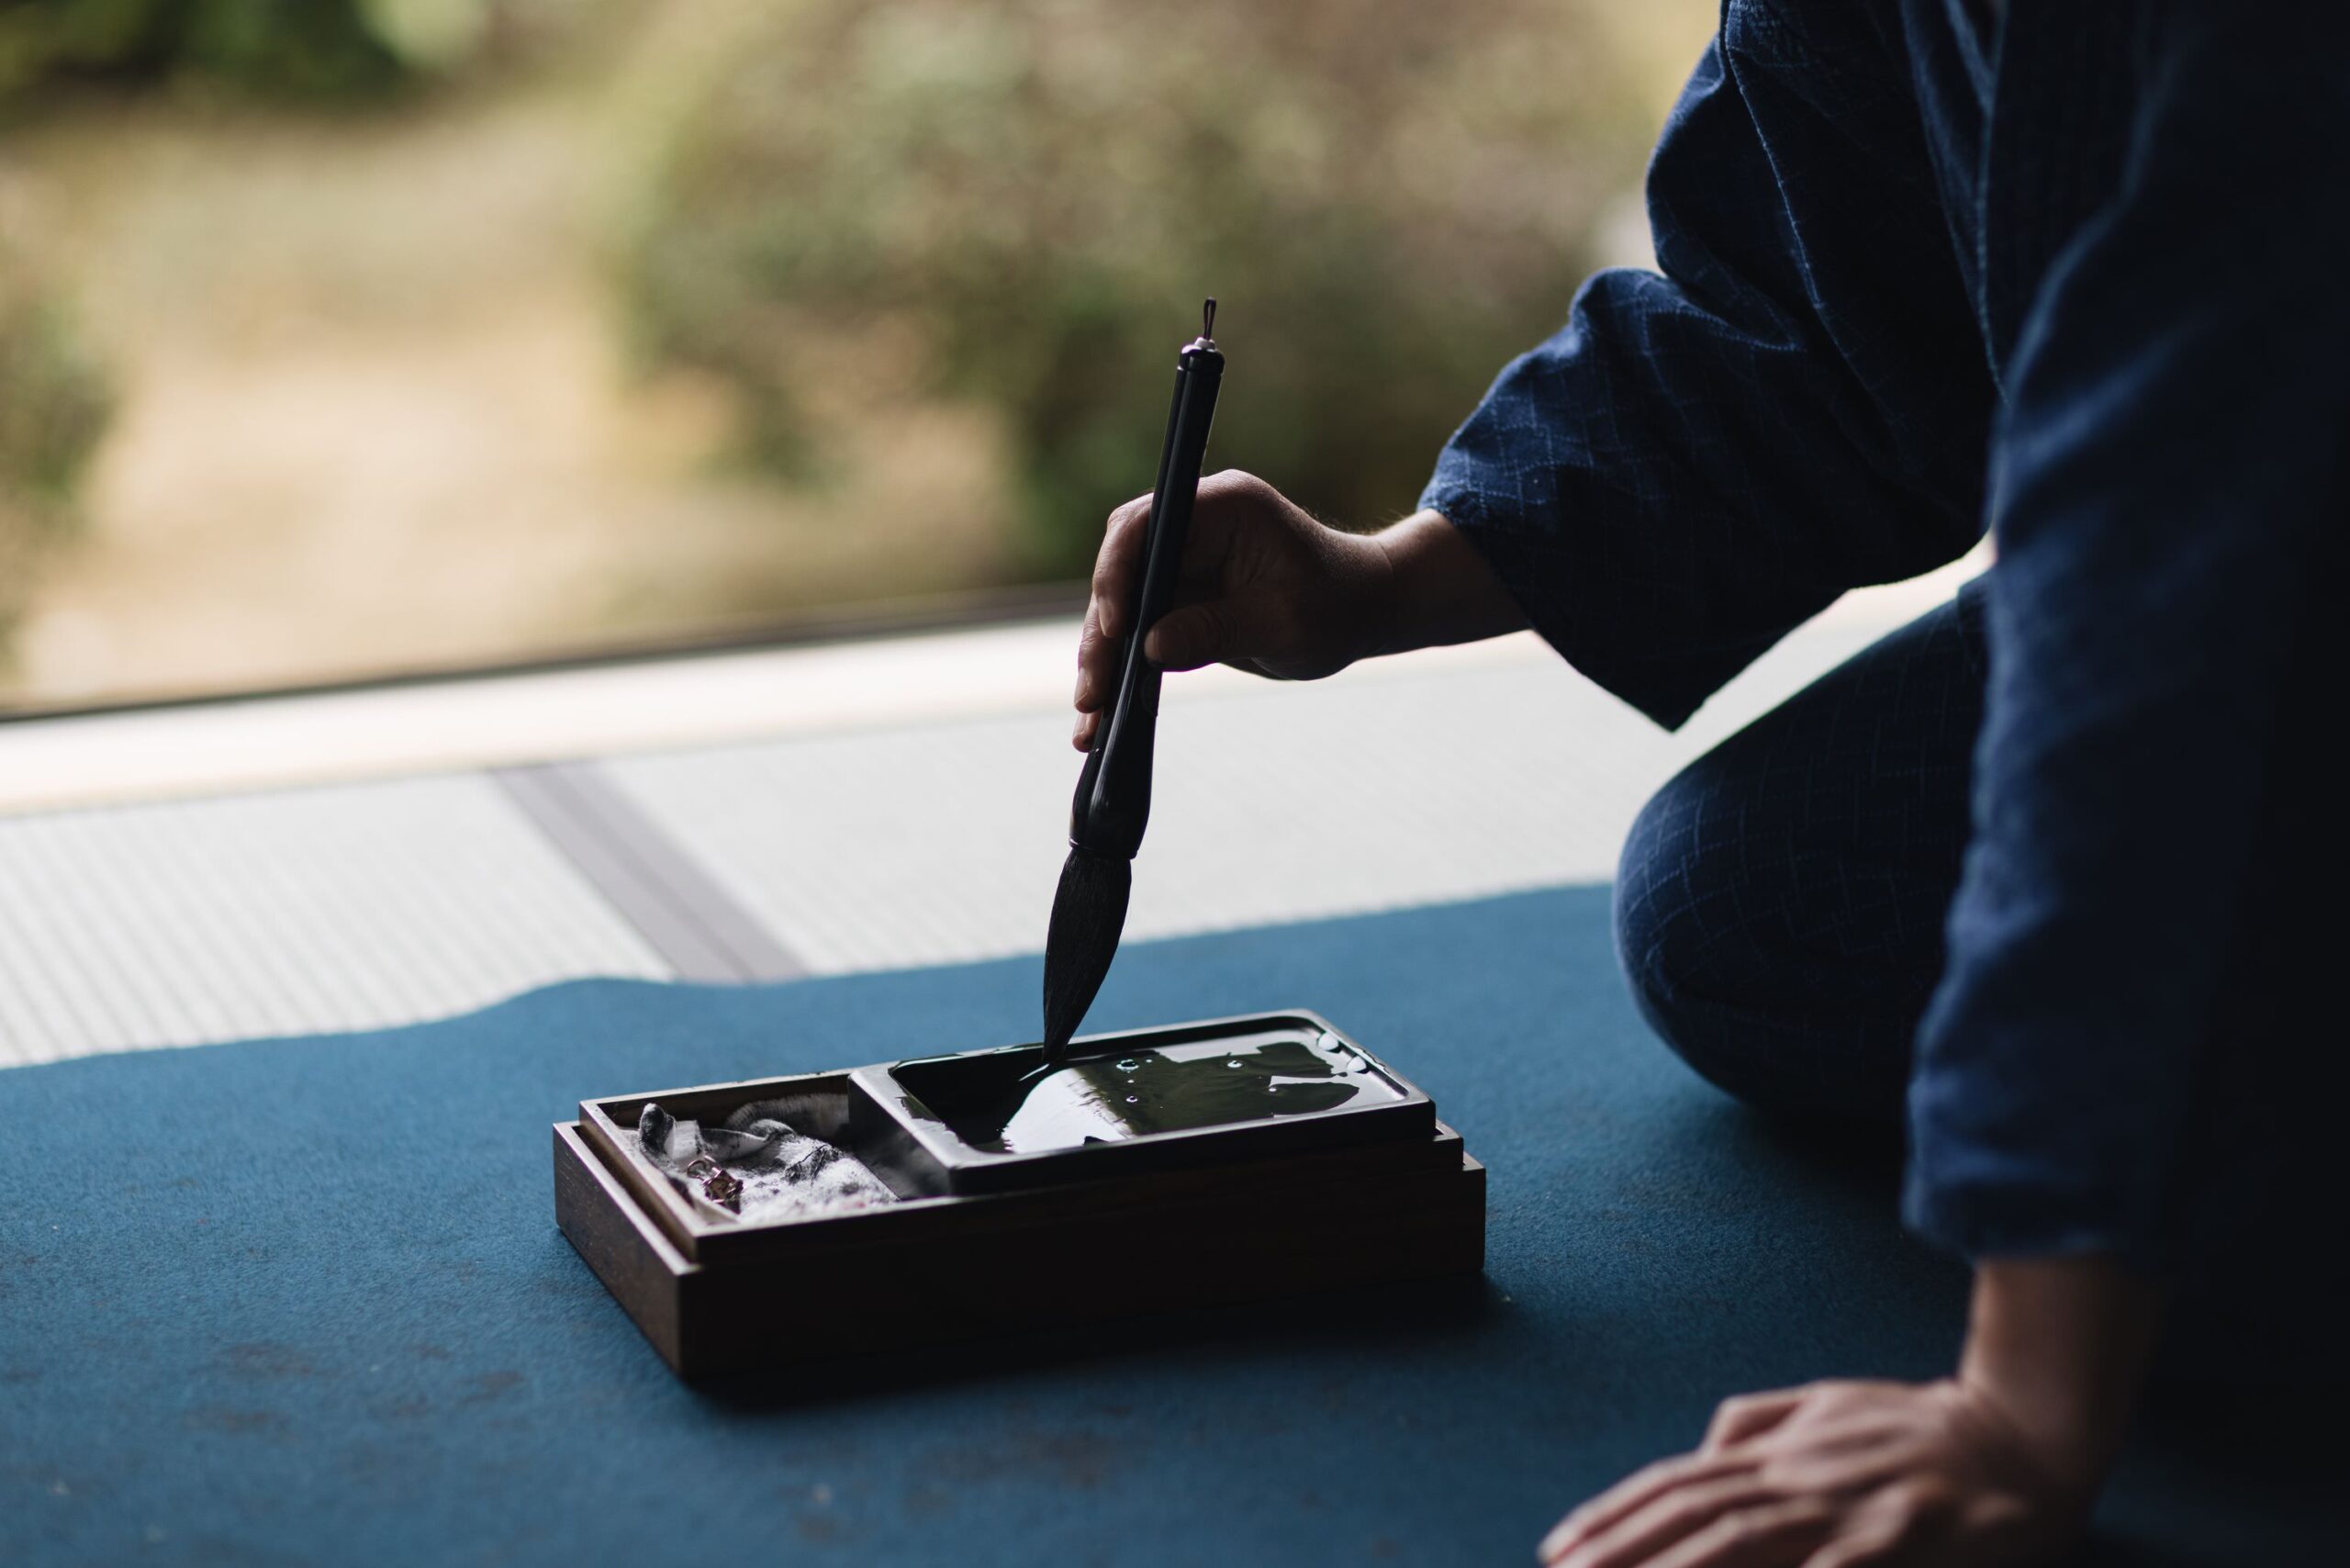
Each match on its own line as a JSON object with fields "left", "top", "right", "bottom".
{"left": 1419, "top": 9, "right": 1992, "bottom": 727}
{"left": 1903, "top": 8, "right": 2350, "bottom": 1271}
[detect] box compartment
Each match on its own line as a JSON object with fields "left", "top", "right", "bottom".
{"left": 864, "top": 1009, "right": 1434, "bottom": 1195}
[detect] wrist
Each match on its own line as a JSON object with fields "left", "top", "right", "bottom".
{"left": 1337, "top": 522, "right": 1400, "bottom": 665}
{"left": 1958, "top": 1255, "right": 2165, "bottom": 1497}
{"left": 1364, "top": 509, "right": 1524, "bottom": 658}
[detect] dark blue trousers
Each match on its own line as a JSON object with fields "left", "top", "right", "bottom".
{"left": 1611, "top": 577, "right": 2340, "bottom": 1375}
{"left": 1614, "top": 581, "right": 1989, "bottom": 1127}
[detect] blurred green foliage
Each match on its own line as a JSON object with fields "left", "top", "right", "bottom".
{"left": 0, "top": 0, "right": 569, "bottom": 105}
{"left": 625, "top": 0, "right": 1664, "bottom": 575}
{"left": 0, "top": 248, "right": 112, "bottom": 635}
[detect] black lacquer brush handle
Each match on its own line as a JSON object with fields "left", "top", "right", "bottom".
{"left": 1070, "top": 302, "right": 1225, "bottom": 860}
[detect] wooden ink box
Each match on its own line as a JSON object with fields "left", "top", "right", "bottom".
{"left": 553, "top": 1011, "right": 1486, "bottom": 1379}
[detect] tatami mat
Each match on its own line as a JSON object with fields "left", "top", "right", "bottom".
{"left": 0, "top": 776, "right": 665, "bottom": 1065}
{"left": 602, "top": 659, "right": 1681, "bottom": 975}
{"left": 0, "top": 554, "right": 1980, "bottom": 1062}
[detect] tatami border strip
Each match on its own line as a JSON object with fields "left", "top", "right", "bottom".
{"left": 494, "top": 762, "right": 805, "bottom": 984}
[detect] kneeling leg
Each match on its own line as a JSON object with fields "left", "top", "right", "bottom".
{"left": 1612, "top": 586, "right": 1986, "bottom": 1125}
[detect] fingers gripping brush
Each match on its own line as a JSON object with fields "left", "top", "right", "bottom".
{"left": 1041, "top": 300, "right": 1225, "bottom": 1065}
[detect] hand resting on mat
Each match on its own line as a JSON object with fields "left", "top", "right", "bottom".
{"left": 1537, "top": 1257, "right": 2164, "bottom": 1567}
{"left": 1072, "top": 471, "right": 1523, "bottom": 749}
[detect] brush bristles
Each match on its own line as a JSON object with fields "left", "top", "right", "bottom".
{"left": 1041, "top": 846, "right": 1132, "bottom": 1060}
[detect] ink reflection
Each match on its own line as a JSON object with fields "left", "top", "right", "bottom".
{"left": 956, "top": 1031, "right": 1402, "bottom": 1154}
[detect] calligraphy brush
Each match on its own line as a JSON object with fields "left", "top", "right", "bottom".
{"left": 1039, "top": 299, "right": 1225, "bottom": 1066}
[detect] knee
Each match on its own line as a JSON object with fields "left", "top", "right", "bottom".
{"left": 1612, "top": 765, "right": 1728, "bottom": 1056}
{"left": 1612, "top": 762, "right": 1824, "bottom": 1113}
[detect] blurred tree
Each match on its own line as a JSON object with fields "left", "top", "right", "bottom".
{"left": 0, "top": 0, "right": 585, "bottom": 106}
{"left": 0, "top": 243, "right": 111, "bottom": 643}
{"left": 623, "top": 0, "right": 1679, "bottom": 576}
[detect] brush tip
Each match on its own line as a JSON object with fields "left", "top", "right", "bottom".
{"left": 1041, "top": 846, "right": 1132, "bottom": 1061}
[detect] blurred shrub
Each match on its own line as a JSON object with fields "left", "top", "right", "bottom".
{"left": 0, "top": 0, "right": 584, "bottom": 106}
{"left": 0, "top": 248, "right": 111, "bottom": 638}
{"left": 624, "top": 0, "right": 1668, "bottom": 575}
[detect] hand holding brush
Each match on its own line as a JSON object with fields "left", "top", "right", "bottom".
{"left": 1045, "top": 302, "right": 1525, "bottom": 1064}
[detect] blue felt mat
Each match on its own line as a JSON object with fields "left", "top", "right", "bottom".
{"left": 0, "top": 889, "right": 2328, "bottom": 1566}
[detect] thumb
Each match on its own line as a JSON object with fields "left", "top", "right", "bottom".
{"left": 1144, "top": 599, "right": 1276, "bottom": 672}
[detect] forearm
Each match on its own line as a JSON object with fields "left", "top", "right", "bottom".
{"left": 1960, "top": 1255, "right": 2164, "bottom": 1498}
{"left": 1365, "top": 509, "right": 1526, "bottom": 657}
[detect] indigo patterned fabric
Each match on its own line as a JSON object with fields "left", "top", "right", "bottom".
{"left": 1612, "top": 580, "right": 1988, "bottom": 1129}
{"left": 1424, "top": 0, "right": 2350, "bottom": 1275}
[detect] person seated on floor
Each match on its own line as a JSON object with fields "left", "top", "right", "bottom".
{"left": 1074, "top": 2, "right": 2344, "bottom": 1562}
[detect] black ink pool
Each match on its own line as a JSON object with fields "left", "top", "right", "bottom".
{"left": 920, "top": 1029, "right": 1406, "bottom": 1154}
